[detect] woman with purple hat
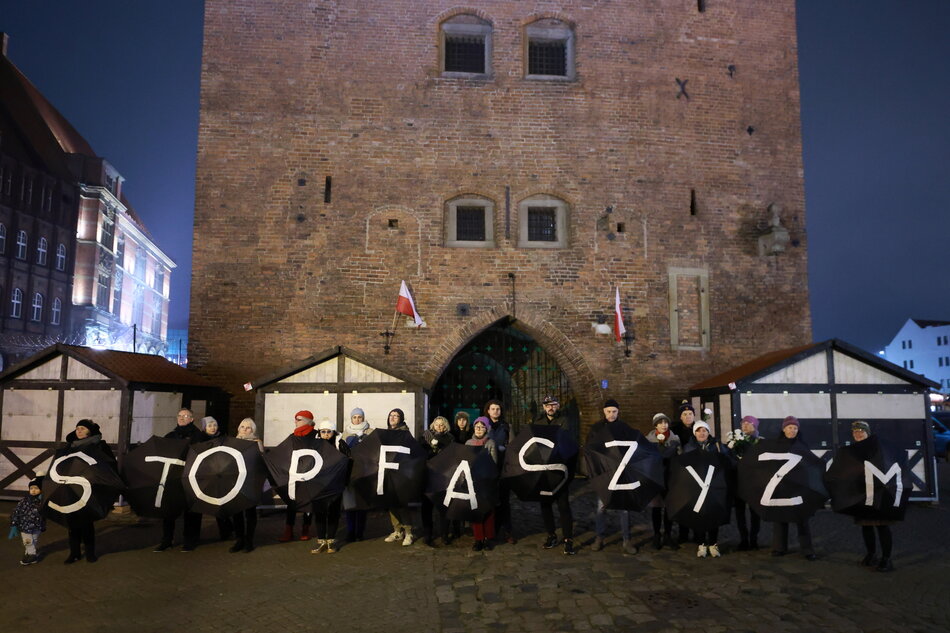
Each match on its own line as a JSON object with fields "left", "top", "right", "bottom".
{"left": 770, "top": 416, "right": 817, "bottom": 561}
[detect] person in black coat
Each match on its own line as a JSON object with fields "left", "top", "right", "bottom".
{"left": 536, "top": 395, "right": 576, "bottom": 555}
{"left": 484, "top": 399, "right": 513, "bottom": 543}
{"left": 770, "top": 416, "right": 817, "bottom": 561}
{"left": 310, "top": 420, "right": 349, "bottom": 554}
{"left": 849, "top": 420, "right": 895, "bottom": 572}
{"left": 682, "top": 421, "right": 733, "bottom": 558}
{"left": 420, "top": 416, "right": 456, "bottom": 546}
{"left": 155, "top": 408, "right": 205, "bottom": 552}
{"left": 61, "top": 419, "right": 114, "bottom": 563}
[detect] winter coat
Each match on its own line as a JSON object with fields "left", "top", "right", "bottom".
{"left": 466, "top": 436, "right": 498, "bottom": 464}
{"left": 63, "top": 431, "right": 116, "bottom": 462}
{"left": 645, "top": 428, "right": 682, "bottom": 459}
{"left": 165, "top": 422, "right": 205, "bottom": 445}
{"left": 671, "top": 419, "right": 696, "bottom": 448}
{"left": 422, "top": 429, "right": 455, "bottom": 458}
{"left": 534, "top": 409, "right": 567, "bottom": 429}
{"left": 452, "top": 422, "right": 473, "bottom": 444}
{"left": 11, "top": 494, "right": 46, "bottom": 534}
{"left": 343, "top": 428, "right": 373, "bottom": 448}
{"left": 683, "top": 435, "right": 733, "bottom": 462}
{"left": 487, "top": 418, "right": 510, "bottom": 455}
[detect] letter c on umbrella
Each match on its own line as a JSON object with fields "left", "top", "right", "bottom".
{"left": 48, "top": 452, "right": 97, "bottom": 514}
{"left": 518, "top": 437, "right": 569, "bottom": 496}
{"left": 188, "top": 446, "right": 247, "bottom": 505}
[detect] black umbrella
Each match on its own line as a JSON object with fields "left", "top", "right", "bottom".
{"left": 425, "top": 443, "right": 498, "bottom": 521}
{"left": 825, "top": 436, "right": 911, "bottom": 522}
{"left": 346, "top": 429, "right": 426, "bottom": 510}
{"left": 502, "top": 424, "right": 578, "bottom": 502}
{"left": 183, "top": 436, "right": 268, "bottom": 518}
{"left": 264, "top": 434, "right": 350, "bottom": 512}
{"left": 121, "top": 436, "right": 191, "bottom": 518}
{"left": 666, "top": 449, "right": 732, "bottom": 531}
{"left": 42, "top": 445, "right": 125, "bottom": 526}
{"left": 737, "top": 438, "right": 829, "bottom": 522}
{"left": 583, "top": 421, "right": 665, "bottom": 511}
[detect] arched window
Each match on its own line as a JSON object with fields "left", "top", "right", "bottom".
{"left": 10, "top": 288, "right": 23, "bottom": 318}
{"left": 15, "top": 230, "right": 27, "bottom": 260}
{"left": 31, "top": 293, "right": 44, "bottom": 322}
{"left": 0, "top": 223, "right": 6, "bottom": 254}
{"left": 525, "top": 18, "right": 575, "bottom": 80}
{"left": 441, "top": 14, "right": 492, "bottom": 76}
{"left": 55, "top": 243, "right": 67, "bottom": 271}
{"left": 36, "top": 237, "right": 48, "bottom": 266}
{"left": 51, "top": 297, "right": 62, "bottom": 325}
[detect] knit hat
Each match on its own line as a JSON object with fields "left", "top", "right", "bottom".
{"left": 782, "top": 416, "right": 800, "bottom": 429}
{"left": 76, "top": 419, "right": 101, "bottom": 436}
{"left": 652, "top": 413, "right": 670, "bottom": 426}
{"left": 678, "top": 401, "right": 695, "bottom": 414}
{"left": 851, "top": 420, "right": 871, "bottom": 433}
{"left": 542, "top": 395, "right": 559, "bottom": 405}
{"left": 295, "top": 410, "right": 315, "bottom": 423}
{"left": 740, "top": 415, "right": 760, "bottom": 430}
{"left": 29, "top": 476, "right": 44, "bottom": 489}
{"left": 455, "top": 411, "right": 470, "bottom": 422}
{"left": 200, "top": 416, "right": 217, "bottom": 429}
{"left": 350, "top": 408, "right": 365, "bottom": 418}
{"left": 318, "top": 420, "right": 335, "bottom": 431}
{"left": 473, "top": 416, "right": 491, "bottom": 429}
{"left": 603, "top": 398, "right": 620, "bottom": 410}
{"left": 693, "top": 421, "right": 711, "bottom": 434}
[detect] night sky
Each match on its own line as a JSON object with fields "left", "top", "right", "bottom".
{"left": 1, "top": 1, "right": 947, "bottom": 354}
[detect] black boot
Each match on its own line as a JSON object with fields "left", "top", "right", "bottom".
{"left": 652, "top": 533, "right": 662, "bottom": 550}
{"left": 229, "top": 540, "right": 245, "bottom": 553}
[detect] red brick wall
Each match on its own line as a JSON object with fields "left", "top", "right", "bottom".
{"left": 192, "top": 0, "right": 811, "bottom": 432}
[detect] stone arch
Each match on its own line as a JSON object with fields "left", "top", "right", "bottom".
{"left": 421, "top": 306, "right": 602, "bottom": 424}
{"left": 433, "top": 6, "right": 495, "bottom": 28}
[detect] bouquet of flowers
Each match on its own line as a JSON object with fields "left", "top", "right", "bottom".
{"left": 725, "top": 428, "right": 756, "bottom": 457}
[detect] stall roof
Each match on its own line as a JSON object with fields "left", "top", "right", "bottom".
{"left": 690, "top": 339, "right": 940, "bottom": 392}
{"left": 0, "top": 344, "right": 217, "bottom": 388}
{"left": 250, "top": 345, "right": 421, "bottom": 389}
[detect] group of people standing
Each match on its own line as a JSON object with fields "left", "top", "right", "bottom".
{"left": 10, "top": 399, "right": 898, "bottom": 573}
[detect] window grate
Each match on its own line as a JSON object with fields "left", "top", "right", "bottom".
{"left": 527, "top": 207, "right": 557, "bottom": 241}
{"left": 445, "top": 36, "right": 485, "bottom": 73}
{"left": 529, "top": 41, "right": 566, "bottom": 76}
{"left": 456, "top": 206, "right": 486, "bottom": 241}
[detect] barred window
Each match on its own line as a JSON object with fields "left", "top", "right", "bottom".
{"left": 441, "top": 15, "right": 492, "bottom": 77}
{"left": 446, "top": 196, "right": 494, "bottom": 248}
{"left": 525, "top": 19, "right": 575, "bottom": 80}
{"left": 518, "top": 195, "right": 569, "bottom": 248}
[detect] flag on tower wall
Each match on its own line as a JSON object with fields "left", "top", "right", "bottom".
{"left": 396, "top": 280, "right": 424, "bottom": 327}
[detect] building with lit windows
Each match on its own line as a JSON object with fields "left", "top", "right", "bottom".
{"left": 0, "top": 34, "right": 174, "bottom": 368}
{"left": 883, "top": 318, "right": 950, "bottom": 392}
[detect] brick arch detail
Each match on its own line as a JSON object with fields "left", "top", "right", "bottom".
{"left": 421, "top": 306, "right": 602, "bottom": 421}
{"left": 364, "top": 204, "right": 422, "bottom": 277}
{"left": 519, "top": 12, "right": 577, "bottom": 29}
{"left": 433, "top": 6, "right": 495, "bottom": 27}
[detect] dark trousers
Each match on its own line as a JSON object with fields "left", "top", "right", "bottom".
{"left": 162, "top": 511, "right": 202, "bottom": 548}
{"left": 422, "top": 497, "right": 449, "bottom": 540}
{"left": 702, "top": 527, "right": 719, "bottom": 546}
{"left": 313, "top": 497, "right": 343, "bottom": 540}
{"left": 651, "top": 507, "right": 673, "bottom": 535}
{"left": 862, "top": 525, "right": 893, "bottom": 558}
{"left": 495, "top": 480, "right": 512, "bottom": 535}
{"left": 67, "top": 521, "right": 95, "bottom": 558}
{"left": 344, "top": 510, "right": 367, "bottom": 540}
{"left": 734, "top": 497, "right": 761, "bottom": 541}
{"left": 772, "top": 520, "right": 813, "bottom": 555}
{"left": 539, "top": 488, "right": 573, "bottom": 539}
{"left": 285, "top": 503, "right": 312, "bottom": 528}
{"left": 231, "top": 508, "right": 257, "bottom": 546}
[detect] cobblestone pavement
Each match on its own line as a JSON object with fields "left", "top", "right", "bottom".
{"left": 2, "top": 463, "right": 949, "bottom": 633}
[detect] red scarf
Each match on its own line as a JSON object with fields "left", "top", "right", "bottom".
{"left": 293, "top": 424, "right": 314, "bottom": 437}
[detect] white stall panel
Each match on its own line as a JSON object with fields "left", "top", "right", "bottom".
{"left": 1, "top": 390, "right": 58, "bottom": 440}
{"left": 833, "top": 351, "right": 909, "bottom": 385}
{"left": 66, "top": 358, "right": 110, "bottom": 381}
{"left": 131, "top": 391, "right": 182, "bottom": 444}
{"left": 718, "top": 393, "right": 733, "bottom": 437}
{"left": 279, "top": 357, "right": 338, "bottom": 384}
{"left": 754, "top": 353, "right": 828, "bottom": 384}
{"left": 63, "top": 390, "right": 121, "bottom": 444}
{"left": 19, "top": 357, "right": 61, "bottom": 380}
{"left": 344, "top": 358, "right": 401, "bottom": 383}
{"left": 262, "top": 392, "right": 338, "bottom": 447}
{"left": 0, "top": 448, "right": 52, "bottom": 491}
{"left": 740, "top": 393, "right": 831, "bottom": 420}
{"left": 342, "top": 392, "right": 416, "bottom": 435}
{"left": 836, "top": 393, "right": 926, "bottom": 419}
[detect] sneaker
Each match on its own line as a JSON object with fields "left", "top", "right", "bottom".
{"left": 696, "top": 544, "right": 708, "bottom": 558}
{"left": 384, "top": 530, "right": 403, "bottom": 543}
{"left": 153, "top": 542, "right": 173, "bottom": 552}
{"left": 542, "top": 534, "right": 559, "bottom": 549}
{"left": 708, "top": 544, "right": 721, "bottom": 558}
{"left": 326, "top": 540, "right": 338, "bottom": 554}
{"left": 622, "top": 540, "right": 639, "bottom": 556}
{"left": 402, "top": 530, "right": 415, "bottom": 547}
{"left": 591, "top": 537, "right": 604, "bottom": 552}
{"left": 310, "top": 539, "right": 328, "bottom": 554}
{"left": 563, "top": 539, "right": 576, "bottom": 555}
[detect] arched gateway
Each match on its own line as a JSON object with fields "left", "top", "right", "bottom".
{"left": 426, "top": 315, "right": 600, "bottom": 440}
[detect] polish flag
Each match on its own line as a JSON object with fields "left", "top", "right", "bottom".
{"left": 396, "top": 280, "right": 424, "bottom": 327}
{"left": 614, "top": 287, "right": 626, "bottom": 342}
